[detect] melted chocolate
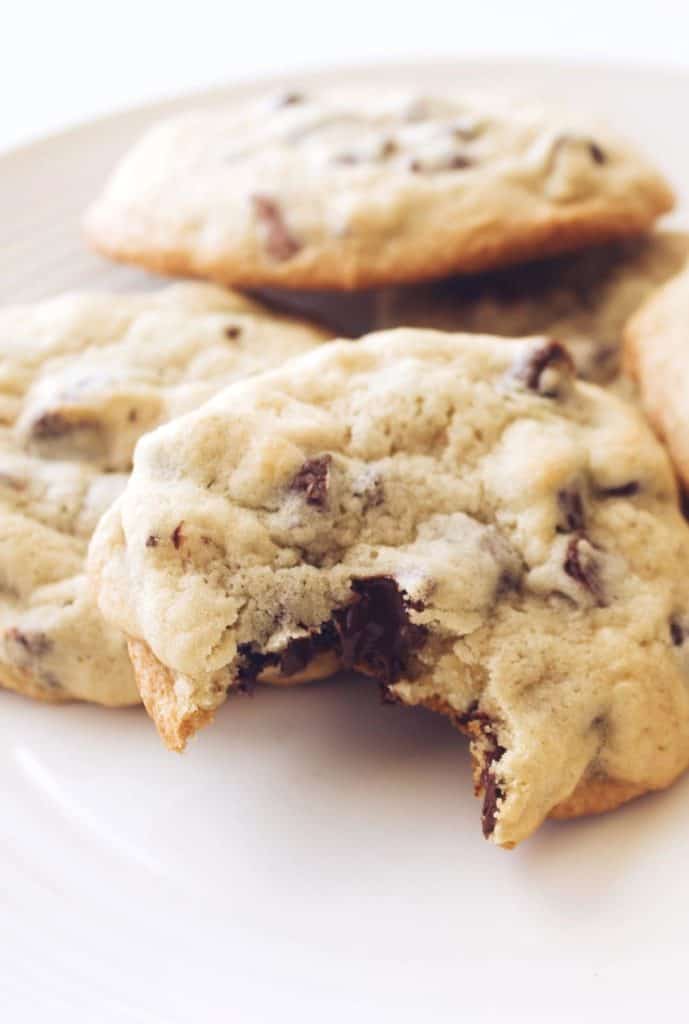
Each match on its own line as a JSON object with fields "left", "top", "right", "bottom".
{"left": 224, "top": 325, "right": 242, "bottom": 340}
{"left": 251, "top": 194, "right": 300, "bottom": 261}
{"left": 332, "top": 577, "right": 427, "bottom": 685}
{"left": 171, "top": 523, "right": 185, "bottom": 550}
{"left": 234, "top": 577, "right": 426, "bottom": 691}
{"left": 290, "top": 455, "right": 332, "bottom": 507}
{"left": 145, "top": 535, "right": 159, "bottom": 548}
{"left": 235, "top": 620, "right": 340, "bottom": 690}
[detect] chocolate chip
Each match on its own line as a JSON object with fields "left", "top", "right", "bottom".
{"left": 409, "top": 154, "right": 473, "bottom": 173}
{"left": 480, "top": 745, "right": 506, "bottom": 838}
{"left": 514, "top": 340, "right": 575, "bottom": 397}
{"left": 598, "top": 481, "right": 640, "bottom": 499}
{"left": 251, "top": 194, "right": 300, "bottom": 262}
{"left": 145, "top": 535, "right": 159, "bottom": 548}
{"left": 290, "top": 455, "right": 332, "bottom": 508}
{"left": 557, "top": 488, "right": 585, "bottom": 533}
{"left": 380, "top": 138, "right": 398, "bottom": 158}
{"left": 171, "top": 523, "right": 184, "bottom": 549}
{"left": 233, "top": 578, "right": 425, "bottom": 693}
{"left": 670, "top": 619, "right": 685, "bottom": 646}
{"left": 224, "top": 325, "right": 242, "bottom": 340}
{"left": 588, "top": 141, "right": 607, "bottom": 165}
{"left": 552, "top": 135, "right": 607, "bottom": 165}
{"left": 128, "top": 408, "right": 138, "bottom": 423}
{"left": 6, "top": 627, "right": 52, "bottom": 657}
{"left": 333, "top": 576, "right": 427, "bottom": 685}
{"left": 235, "top": 620, "right": 339, "bottom": 688}
{"left": 564, "top": 535, "right": 606, "bottom": 606}
{"left": 457, "top": 707, "right": 505, "bottom": 837}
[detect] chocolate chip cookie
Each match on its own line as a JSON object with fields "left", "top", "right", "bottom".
{"left": 624, "top": 263, "right": 689, "bottom": 488}
{"left": 89, "top": 330, "right": 689, "bottom": 846}
{"left": 0, "top": 284, "right": 327, "bottom": 705}
{"left": 85, "top": 89, "right": 673, "bottom": 291}
{"left": 380, "top": 232, "right": 689, "bottom": 383}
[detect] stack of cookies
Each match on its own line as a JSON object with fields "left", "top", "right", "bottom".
{"left": 5, "top": 86, "right": 689, "bottom": 848}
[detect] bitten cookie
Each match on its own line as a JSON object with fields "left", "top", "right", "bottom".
{"left": 625, "top": 264, "right": 689, "bottom": 488}
{"left": 85, "top": 89, "right": 673, "bottom": 291}
{"left": 89, "top": 330, "right": 689, "bottom": 846}
{"left": 379, "top": 232, "right": 689, "bottom": 384}
{"left": 0, "top": 284, "right": 327, "bottom": 705}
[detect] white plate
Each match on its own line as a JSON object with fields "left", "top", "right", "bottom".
{"left": 2, "top": 59, "right": 688, "bottom": 1024}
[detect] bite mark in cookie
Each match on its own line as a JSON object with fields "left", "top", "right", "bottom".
{"left": 90, "top": 330, "right": 689, "bottom": 846}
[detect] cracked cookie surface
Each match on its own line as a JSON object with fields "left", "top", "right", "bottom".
{"left": 85, "top": 88, "right": 673, "bottom": 290}
{"left": 0, "top": 284, "right": 327, "bottom": 705}
{"left": 89, "top": 329, "right": 689, "bottom": 845}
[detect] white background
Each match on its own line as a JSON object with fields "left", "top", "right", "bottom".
{"left": 3, "top": 0, "right": 689, "bottom": 151}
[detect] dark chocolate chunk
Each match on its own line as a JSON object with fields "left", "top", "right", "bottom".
{"left": 333, "top": 576, "right": 427, "bottom": 685}
{"left": 171, "top": 523, "right": 185, "bottom": 550}
{"left": 670, "top": 619, "right": 685, "bottom": 646}
{"left": 224, "top": 325, "right": 242, "bottom": 340}
{"left": 232, "top": 578, "right": 425, "bottom": 694}
{"left": 598, "top": 481, "right": 640, "bottom": 499}
{"left": 557, "top": 487, "right": 585, "bottom": 533}
{"left": 235, "top": 620, "right": 340, "bottom": 689}
{"left": 145, "top": 535, "right": 159, "bottom": 548}
{"left": 290, "top": 454, "right": 332, "bottom": 508}
{"left": 588, "top": 141, "right": 607, "bottom": 165}
{"left": 6, "top": 627, "right": 52, "bottom": 657}
{"left": 564, "top": 535, "right": 606, "bottom": 606}
{"left": 251, "top": 194, "right": 300, "bottom": 261}
{"left": 514, "top": 340, "right": 575, "bottom": 397}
